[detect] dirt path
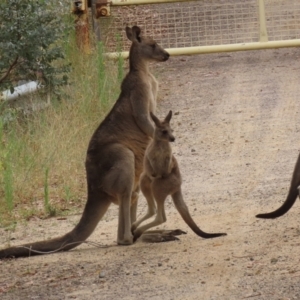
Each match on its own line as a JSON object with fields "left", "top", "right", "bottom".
{"left": 1, "top": 47, "right": 300, "bottom": 299}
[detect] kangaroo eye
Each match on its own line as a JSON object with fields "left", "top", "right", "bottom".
{"left": 162, "top": 130, "right": 168, "bottom": 134}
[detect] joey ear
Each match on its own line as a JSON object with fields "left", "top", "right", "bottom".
{"left": 150, "top": 111, "right": 160, "bottom": 127}
{"left": 165, "top": 110, "right": 172, "bottom": 123}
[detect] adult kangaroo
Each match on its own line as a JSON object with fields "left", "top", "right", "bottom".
{"left": 0, "top": 26, "right": 170, "bottom": 258}
{"left": 132, "top": 111, "right": 227, "bottom": 241}
{"left": 256, "top": 153, "right": 300, "bottom": 219}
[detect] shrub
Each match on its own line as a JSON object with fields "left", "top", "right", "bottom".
{"left": 0, "top": 0, "right": 70, "bottom": 95}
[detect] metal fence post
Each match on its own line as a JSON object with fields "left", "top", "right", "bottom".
{"left": 258, "top": 0, "right": 268, "bottom": 42}
{"left": 72, "top": 0, "right": 91, "bottom": 53}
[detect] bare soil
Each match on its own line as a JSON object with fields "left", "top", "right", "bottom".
{"left": 1, "top": 47, "right": 300, "bottom": 300}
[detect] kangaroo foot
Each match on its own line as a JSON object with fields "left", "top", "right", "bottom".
{"left": 117, "top": 236, "right": 133, "bottom": 246}
{"left": 162, "top": 229, "right": 187, "bottom": 236}
{"left": 142, "top": 229, "right": 187, "bottom": 236}
{"left": 138, "top": 229, "right": 186, "bottom": 243}
{"left": 140, "top": 233, "right": 180, "bottom": 243}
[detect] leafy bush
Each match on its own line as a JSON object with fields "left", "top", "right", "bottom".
{"left": 0, "top": 0, "right": 70, "bottom": 94}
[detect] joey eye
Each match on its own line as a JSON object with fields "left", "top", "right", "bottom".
{"left": 151, "top": 43, "right": 156, "bottom": 49}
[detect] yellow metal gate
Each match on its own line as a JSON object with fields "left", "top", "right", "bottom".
{"left": 91, "top": 0, "right": 300, "bottom": 57}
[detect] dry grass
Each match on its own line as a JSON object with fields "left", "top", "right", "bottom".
{"left": 0, "top": 35, "right": 124, "bottom": 226}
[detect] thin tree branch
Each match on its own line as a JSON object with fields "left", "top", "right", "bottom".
{"left": 0, "top": 55, "right": 19, "bottom": 84}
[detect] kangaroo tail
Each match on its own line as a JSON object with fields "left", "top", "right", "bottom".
{"left": 256, "top": 186, "right": 298, "bottom": 219}
{"left": 256, "top": 153, "right": 300, "bottom": 219}
{"left": 0, "top": 192, "right": 111, "bottom": 259}
{"left": 171, "top": 190, "right": 227, "bottom": 239}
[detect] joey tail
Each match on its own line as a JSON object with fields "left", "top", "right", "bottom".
{"left": 0, "top": 193, "right": 111, "bottom": 259}
{"left": 256, "top": 153, "right": 300, "bottom": 219}
{"left": 171, "top": 190, "right": 227, "bottom": 238}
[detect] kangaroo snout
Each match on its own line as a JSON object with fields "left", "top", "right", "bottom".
{"left": 163, "top": 52, "right": 170, "bottom": 61}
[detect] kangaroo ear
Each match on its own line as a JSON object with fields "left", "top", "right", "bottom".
{"left": 126, "top": 26, "right": 133, "bottom": 41}
{"left": 150, "top": 111, "right": 160, "bottom": 126}
{"left": 165, "top": 110, "right": 172, "bottom": 123}
{"left": 127, "top": 25, "right": 141, "bottom": 42}
{"left": 132, "top": 26, "right": 141, "bottom": 42}
{"left": 126, "top": 26, "right": 141, "bottom": 42}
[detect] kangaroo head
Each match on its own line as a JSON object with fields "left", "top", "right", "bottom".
{"left": 126, "top": 26, "right": 169, "bottom": 62}
{"left": 150, "top": 110, "right": 175, "bottom": 142}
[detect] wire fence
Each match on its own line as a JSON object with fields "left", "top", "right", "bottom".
{"left": 97, "top": 0, "right": 300, "bottom": 52}
{"left": 265, "top": 0, "right": 300, "bottom": 41}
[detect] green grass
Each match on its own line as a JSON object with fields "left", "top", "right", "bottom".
{"left": 0, "top": 31, "right": 124, "bottom": 227}
{"left": 44, "top": 167, "right": 56, "bottom": 216}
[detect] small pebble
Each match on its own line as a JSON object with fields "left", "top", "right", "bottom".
{"left": 271, "top": 258, "right": 278, "bottom": 264}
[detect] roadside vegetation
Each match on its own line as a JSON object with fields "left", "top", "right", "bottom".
{"left": 0, "top": 0, "right": 123, "bottom": 227}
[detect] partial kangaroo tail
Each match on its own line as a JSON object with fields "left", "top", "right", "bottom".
{"left": 0, "top": 193, "right": 111, "bottom": 259}
{"left": 171, "top": 190, "right": 227, "bottom": 239}
{"left": 256, "top": 153, "right": 300, "bottom": 219}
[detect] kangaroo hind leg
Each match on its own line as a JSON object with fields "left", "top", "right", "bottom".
{"left": 135, "top": 179, "right": 185, "bottom": 243}
{"left": 133, "top": 189, "right": 167, "bottom": 242}
{"left": 130, "top": 185, "right": 140, "bottom": 224}
{"left": 132, "top": 174, "right": 156, "bottom": 233}
{"left": 103, "top": 147, "right": 136, "bottom": 245}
